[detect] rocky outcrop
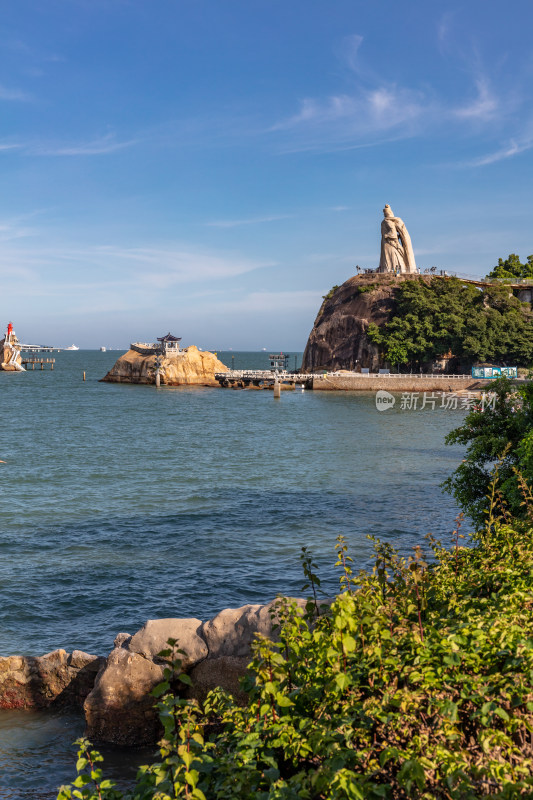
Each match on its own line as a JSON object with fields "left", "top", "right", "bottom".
{"left": 301, "top": 273, "right": 427, "bottom": 373}
{"left": 1, "top": 598, "right": 311, "bottom": 746}
{"left": 84, "top": 599, "right": 308, "bottom": 745}
{"left": 0, "top": 649, "right": 104, "bottom": 709}
{"left": 129, "top": 618, "right": 208, "bottom": 666}
{"left": 102, "top": 345, "right": 227, "bottom": 386}
{"left": 84, "top": 646, "right": 166, "bottom": 745}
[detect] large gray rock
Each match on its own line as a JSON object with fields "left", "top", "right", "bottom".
{"left": 128, "top": 617, "right": 207, "bottom": 668}
{"left": 0, "top": 649, "right": 103, "bottom": 709}
{"left": 187, "top": 656, "right": 250, "bottom": 704}
{"left": 84, "top": 647, "right": 165, "bottom": 745}
{"left": 82, "top": 598, "right": 310, "bottom": 745}
{"left": 200, "top": 599, "right": 307, "bottom": 659}
{"left": 200, "top": 604, "right": 265, "bottom": 659}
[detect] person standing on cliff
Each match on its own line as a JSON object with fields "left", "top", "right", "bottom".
{"left": 378, "top": 204, "right": 417, "bottom": 274}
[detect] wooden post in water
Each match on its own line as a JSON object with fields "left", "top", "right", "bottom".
{"left": 154, "top": 353, "right": 162, "bottom": 388}
{"left": 41, "top": 361, "right": 44, "bottom": 370}
{"left": 273, "top": 376, "right": 281, "bottom": 399}
{"left": 83, "top": 371, "right": 86, "bottom": 381}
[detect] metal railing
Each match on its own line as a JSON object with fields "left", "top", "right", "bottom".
{"left": 313, "top": 372, "right": 473, "bottom": 379}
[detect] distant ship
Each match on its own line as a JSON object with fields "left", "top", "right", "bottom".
{"left": 100, "top": 346, "right": 106, "bottom": 352}
{"left": 65, "top": 344, "right": 79, "bottom": 351}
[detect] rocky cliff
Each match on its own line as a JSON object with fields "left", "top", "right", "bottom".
{"left": 301, "top": 273, "right": 426, "bottom": 372}
{"left": 102, "top": 345, "right": 227, "bottom": 386}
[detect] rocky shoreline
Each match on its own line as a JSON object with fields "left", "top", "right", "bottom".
{"left": 0, "top": 598, "right": 304, "bottom": 746}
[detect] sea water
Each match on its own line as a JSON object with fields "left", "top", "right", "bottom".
{"left": 0, "top": 351, "right": 466, "bottom": 797}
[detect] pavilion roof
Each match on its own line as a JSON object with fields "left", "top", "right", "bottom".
{"left": 157, "top": 333, "right": 182, "bottom": 342}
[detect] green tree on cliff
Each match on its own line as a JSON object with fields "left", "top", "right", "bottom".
{"left": 444, "top": 377, "right": 533, "bottom": 526}
{"left": 487, "top": 253, "right": 533, "bottom": 280}
{"left": 368, "top": 277, "right": 533, "bottom": 370}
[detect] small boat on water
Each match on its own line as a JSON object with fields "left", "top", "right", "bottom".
{"left": 65, "top": 344, "right": 79, "bottom": 351}
{"left": 100, "top": 346, "right": 106, "bottom": 352}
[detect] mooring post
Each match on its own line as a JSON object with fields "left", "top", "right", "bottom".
{"left": 83, "top": 371, "right": 86, "bottom": 381}
{"left": 41, "top": 361, "right": 44, "bottom": 370}
{"left": 32, "top": 362, "right": 35, "bottom": 370}
{"left": 155, "top": 371, "right": 161, "bottom": 388}
{"left": 274, "top": 376, "right": 281, "bottom": 399}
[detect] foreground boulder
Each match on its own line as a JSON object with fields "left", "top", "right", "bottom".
{"left": 102, "top": 345, "right": 227, "bottom": 386}
{"left": 1, "top": 599, "right": 310, "bottom": 746}
{"left": 84, "top": 647, "right": 166, "bottom": 745}
{"left": 84, "top": 599, "right": 307, "bottom": 745}
{"left": 0, "top": 649, "right": 103, "bottom": 709}
{"left": 129, "top": 617, "right": 207, "bottom": 666}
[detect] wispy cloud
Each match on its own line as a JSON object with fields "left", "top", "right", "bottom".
{"left": 0, "top": 83, "right": 31, "bottom": 101}
{"left": 270, "top": 85, "right": 428, "bottom": 153}
{"left": 206, "top": 214, "right": 292, "bottom": 228}
{"left": 267, "top": 34, "right": 439, "bottom": 152}
{"left": 437, "top": 11, "right": 455, "bottom": 50}
{"left": 467, "top": 135, "right": 533, "bottom": 167}
{"left": 2, "top": 242, "right": 269, "bottom": 287}
{"left": 213, "top": 289, "right": 320, "bottom": 315}
{"left": 128, "top": 247, "right": 272, "bottom": 287}
{"left": 33, "top": 133, "right": 138, "bottom": 156}
{"left": 266, "top": 32, "right": 526, "bottom": 158}
{"left": 336, "top": 34, "right": 364, "bottom": 72}
{"left": 454, "top": 78, "right": 498, "bottom": 120}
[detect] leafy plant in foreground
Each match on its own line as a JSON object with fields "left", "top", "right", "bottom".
{"left": 59, "top": 501, "right": 533, "bottom": 800}
{"left": 443, "top": 376, "right": 533, "bottom": 526}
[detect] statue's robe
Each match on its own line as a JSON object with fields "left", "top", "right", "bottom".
{"left": 378, "top": 217, "right": 417, "bottom": 274}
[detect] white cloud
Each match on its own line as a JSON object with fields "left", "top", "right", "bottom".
{"left": 32, "top": 133, "right": 138, "bottom": 156}
{"left": 0, "top": 83, "right": 30, "bottom": 101}
{"left": 454, "top": 78, "right": 498, "bottom": 120}
{"left": 213, "top": 290, "right": 320, "bottom": 315}
{"left": 437, "top": 12, "right": 455, "bottom": 49}
{"left": 270, "top": 85, "right": 427, "bottom": 151}
{"left": 467, "top": 136, "right": 533, "bottom": 167}
{"left": 266, "top": 34, "right": 526, "bottom": 157}
{"left": 0, "top": 239, "right": 272, "bottom": 298}
{"left": 95, "top": 245, "right": 272, "bottom": 287}
{"left": 337, "top": 34, "right": 364, "bottom": 72}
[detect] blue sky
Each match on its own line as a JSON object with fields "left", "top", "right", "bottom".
{"left": 1, "top": 0, "right": 532, "bottom": 349}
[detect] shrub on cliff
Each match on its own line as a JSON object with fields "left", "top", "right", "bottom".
{"left": 59, "top": 495, "right": 533, "bottom": 800}
{"left": 487, "top": 254, "right": 533, "bottom": 281}
{"left": 367, "top": 277, "right": 533, "bottom": 369}
{"left": 444, "top": 377, "right": 533, "bottom": 526}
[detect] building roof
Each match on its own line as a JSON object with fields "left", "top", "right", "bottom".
{"left": 157, "top": 333, "right": 182, "bottom": 343}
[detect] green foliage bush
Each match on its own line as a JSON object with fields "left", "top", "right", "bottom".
{"left": 444, "top": 377, "right": 533, "bottom": 527}
{"left": 59, "top": 505, "right": 533, "bottom": 800}
{"left": 322, "top": 285, "right": 340, "bottom": 300}
{"left": 487, "top": 254, "right": 533, "bottom": 281}
{"left": 367, "top": 277, "right": 533, "bottom": 369}
{"left": 355, "top": 283, "right": 377, "bottom": 294}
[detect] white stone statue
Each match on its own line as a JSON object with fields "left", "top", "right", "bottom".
{"left": 378, "top": 204, "right": 417, "bottom": 274}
